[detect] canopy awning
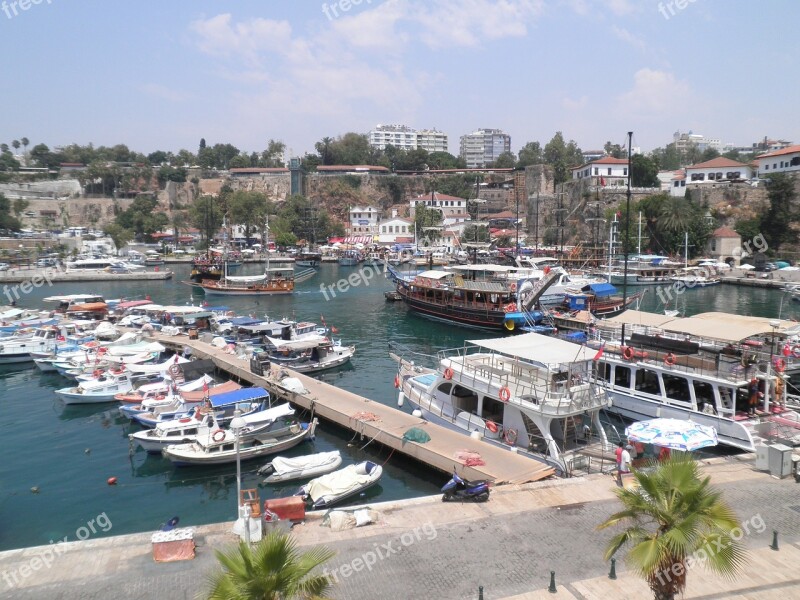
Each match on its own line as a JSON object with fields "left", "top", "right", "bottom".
{"left": 265, "top": 335, "right": 327, "bottom": 351}
{"left": 209, "top": 386, "right": 269, "bottom": 408}
{"left": 467, "top": 332, "right": 597, "bottom": 365}
{"left": 601, "top": 310, "right": 677, "bottom": 329}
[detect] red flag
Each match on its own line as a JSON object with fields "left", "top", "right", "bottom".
{"left": 600, "top": 176, "right": 606, "bottom": 186}
{"left": 173, "top": 354, "right": 179, "bottom": 363}
{"left": 593, "top": 341, "right": 606, "bottom": 362}
{"left": 202, "top": 380, "right": 209, "bottom": 394}
{"left": 331, "top": 326, "right": 339, "bottom": 334}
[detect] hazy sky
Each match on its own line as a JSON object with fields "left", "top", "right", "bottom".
{"left": 1, "top": 0, "right": 797, "bottom": 158}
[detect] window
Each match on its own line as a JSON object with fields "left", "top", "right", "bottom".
{"left": 598, "top": 363, "right": 611, "bottom": 382}
{"left": 716, "top": 172, "right": 723, "bottom": 180}
{"left": 711, "top": 239, "right": 717, "bottom": 251}
{"left": 708, "top": 172, "right": 716, "bottom": 180}
{"left": 693, "top": 381, "right": 715, "bottom": 413}
{"left": 765, "top": 165, "right": 769, "bottom": 170}
{"left": 681, "top": 181, "right": 685, "bottom": 187}
{"left": 607, "top": 168, "right": 612, "bottom": 175}
{"left": 614, "top": 365, "right": 631, "bottom": 388}
{"left": 594, "top": 167, "right": 599, "bottom": 175}
{"left": 623, "top": 168, "right": 628, "bottom": 176}
{"left": 674, "top": 181, "right": 680, "bottom": 187}
{"left": 791, "top": 157, "right": 800, "bottom": 167}
{"left": 663, "top": 374, "right": 691, "bottom": 403}
{"left": 634, "top": 369, "right": 661, "bottom": 394}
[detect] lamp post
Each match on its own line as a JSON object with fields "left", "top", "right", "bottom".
{"left": 230, "top": 412, "right": 248, "bottom": 543}
{"left": 768, "top": 319, "right": 780, "bottom": 412}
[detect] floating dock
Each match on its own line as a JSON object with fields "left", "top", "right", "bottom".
{"left": 0, "top": 269, "right": 173, "bottom": 283}
{"left": 149, "top": 331, "right": 556, "bottom": 485}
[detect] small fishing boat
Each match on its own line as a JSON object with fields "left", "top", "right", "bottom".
{"left": 161, "top": 416, "right": 317, "bottom": 466}
{"left": 262, "top": 336, "right": 355, "bottom": 373}
{"left": 259, "top": 450, "right": 343, "bottom": 483}
{"left": 296, "top": 461, "right": 382, "bottom": 510}
{"left": 55, "top": 372, "right": 134, "bottom": 405}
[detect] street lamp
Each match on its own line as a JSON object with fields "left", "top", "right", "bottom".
{"left": 230, "top": 411, "right": 249, "bottom": 543}
{"left": 768, "top": 319, "right": 780, "bottom": 412}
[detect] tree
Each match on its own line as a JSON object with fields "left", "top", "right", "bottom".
{"left": 414, "top": 203, "right": 443, "bottom": 243}
{"left": 189, "top": 195, "right": 225, "bottom": 245}
{"left": 315, "top": 137, "right": 334, "bottom": 165}
{"left": 12, "top": 198, "right": 29, "bottom": 218}
{"left": 489, "top": 151, "right": 516, "bottom": 168}
{"left": 462, "top": 224, "right": 490, "bottom": 243}
{"left": 0, "top": 194, "right": 22, "bottom": 231}
{"left": 228, "top": 154, "right": 251, "bottom": 169}
{"left": 205, "top": 530, "right": 334, "bottom": 600}
{"left": 115, "top": 195, "right": 169, "bottom": 241}
{"left": 658, "top": 196, "right": 692, "bottom": 235}
{"left": 230, "top": 191, "right": 270, "bottom": 243}
{"left": 12, "top": 140, "right": 20, "bottom": 155}
{"left": 427, "top": 151, "right": 464, "bottom": 170}
{"left": 650, "top": 144, "right": 682, "bottom": 171}
{"left": 604, "top": 142, "right": 626, "bottom": 159}
{"left": 516, "top": 141, "right": 544, "bottom": 168}
{"left": 543, "top": 132, "right": 583, "bottom": 185}
{"left": 760, "top": 173, "right": 798, "bottom": 251}
{"left": 20, "top": 137, "right": 29, "bottom": 158}
{"left": 275, "top": 230, "right": 298, "bottom": 247}
{"left": 199, "top": 138, "right": 206, "bottom": 153}
{"left": 0, "top": 143, "right": 8, "bottom": 153}
{"left": 103, "top": 223, "right": 134, "bottom": 253}
{"left": 700, "top": 147, "right": 720, "bottom": 162}
{"left": 147, "top": 150, "right": 168, "bottom": 165}
{"left": 262, "top": 139, "right": 286, "bottom": 168}
{"left": 631, "top": 154, "right": 660, "bottom": 188}
{"left": 598, "top": 457, "right": 744, "bottom": 600}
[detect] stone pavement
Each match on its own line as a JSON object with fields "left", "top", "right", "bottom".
{"left": 2, "top": 456, "right": 800, "bottom": 599}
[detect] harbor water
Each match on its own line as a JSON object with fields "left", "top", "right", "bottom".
{"left": 1, "top": 263, "right": 798, "bottom": 551}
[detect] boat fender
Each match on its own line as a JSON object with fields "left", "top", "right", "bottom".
{"left": 444, "top": 367, "right": 454, "bottom": 380}
{"left": 503, "top": 427, "right": 518, "bottom": 445}
{"left": 504, "top": 319, "right": 515, "bottom": 332}
{"left": 486, "top": 420, "right": 499, "bottom": 434}
{"left": 622, "top": 347, "right": 634, "bottom": 361}
{"left": 664, "top": 353, "right": 676, "bottom": 367}
{"left": 499, "top": 386, "right": 511, "bottom": 402}
{"left": 774, "top": 357, "right": 787, "bottom": 373}
{"left": 212, "top": 429, "right": 225, "bottom": 442}
{"left": 509, "top": 282, "right": 517, "bottom": 293}
{"left": 107, "top": 477, "right": 118, "bottom": 486}
{"left": 397, "top": 391, "right": 405, "bottom": 407}
{"left": 394, "top": 375, "right": 401, "bottom": 388}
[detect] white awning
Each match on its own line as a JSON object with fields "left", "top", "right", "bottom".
{"left": 601, "top": 310, "right": 677, "bottom": 329}
{"left": 416, "top": 270, "right": 451, "bottom": 279}
{"left": 467, "top": 332, "right": 597, "bottom": 366}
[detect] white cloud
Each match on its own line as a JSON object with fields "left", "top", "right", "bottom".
{"left": 617, "top": 68, "right": 692, "bottom": 117}
{"left": 330, "top": 0, "right": 410, "bottom": 50}
{"left": 612, "top": 25, "right": 646, "bottom": 51}
{"left": 189, "top": 13, "right": 293, "bottom": 64}
{"left": 607, "top": 0, "right": 637, "bottom": 16}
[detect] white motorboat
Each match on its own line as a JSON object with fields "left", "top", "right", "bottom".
{"left": 162, "top": 416, "right": 318, "bottom": 466}
{"left": 0, "top": 327, "right": 62, "bottom": 364}
{"left": 296, "top": 461, "right": 382, "bottom": 510}
{"left": 395, "top": 332, "right": 610, "bottom": 471}
{"left": 130, "top": 402, "right": 295, "bottom": 454}
{"left": 56, "top": 372, "right": 134, "bottom": 405}
{"left": 259, "top": 450, "right": 343, "bottom": 483}
{"left": 262, "top": 335, "right": 355, "bottom": 373}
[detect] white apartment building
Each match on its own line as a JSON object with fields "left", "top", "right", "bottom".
{"left": 409, "top": 192, "right": 468, "bottom": 218}
{"left": 571, "top": 156, "right": 629, "bottom": 185}
{"left": 368, "top": 124, "right": 449, "bottom": 153}
{"left": 459, "top": 129, "right": 511, "bottom": 168}
{"left": 378, "top": 217, "right": 415, "bottom": 245}
{"left": 757, "top": 145, "right": 800, "bottom": 175}
{"left": 348, "top": 205, "right": 381, "bottom": 236}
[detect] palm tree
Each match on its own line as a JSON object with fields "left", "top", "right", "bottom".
{"left": 20, "top": 137, "right": 29, "bottom": 155}
{"left": 204, "top": 530, "right": 335, "bottom": 600}
{"left": 12, "top": 140, "right": 20, "bottom": 155}
{"left": 658, "top": 197, "right": 691, "bottom": 234}
{"left": 597, "top": 456, "right": 744, "bottom": 600}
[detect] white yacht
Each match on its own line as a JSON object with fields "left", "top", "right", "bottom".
{"left": 394, "top": 332, "right": 610, "bottom": 472}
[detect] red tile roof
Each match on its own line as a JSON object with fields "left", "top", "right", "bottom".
{"left": 686, "top": 157, "right": 751, "bottom": 170}
{"left": 229, "top": 168, "right": 288, "bottom": 173}
{"left": 757, "top": 145, "right": 800, "bottom": 159}
{"left": 572, "top": 156, "right": 629, "bottom": 171}
{"left": 712, "top": 226, "right": 740, "bottom": 238}
{"left": 317, "top": 165, "right": 390, "bottom": 172}
{"left": 412, "top": 192, "right": 466, "bottom": 201}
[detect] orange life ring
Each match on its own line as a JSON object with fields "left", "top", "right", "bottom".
{"left": 394, "top": 375, "right": 400, "bottom": 388}
{"left": 486, "top": 420, "right": 499, "bottom": 434}
{"left": 57, "top": 335, "right": 66, "bottom": 342}
{"left": 212, "top": 429, "right": 225, "bottom": 442}
{"left": 499, "top": 386, "right": 511, "bottom": 402}
{"left": 622, "top": 347, "right": 634, "bottom": 361}
{"left": 98, "top": 347, "right": 108, "bottom": 354}
{"left": 444, "top": 367, "right": 454, "bottom": 380}
{"left": 774, "top": 357, "right": 787, "bottom": 373}
{"left": 664, "top": 353, "right": 676, "bottom": 366}
{"left": 509, "top": 282, "right": 517, "bottom": 293}
{"left": 168, "top": 364, "right": 181, "bottom": 377}
{"left": 179, "top": 417, "right": 192, "bottom": 423}
{"left": 505, "top": 303, "right": 518, "bottom": 313}
{"left": 503, "top": 427, "right": 518, "bottom": 445}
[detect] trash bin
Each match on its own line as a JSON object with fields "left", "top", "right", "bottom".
{"left": 188, "top": 328, "right": 198, "bottom": 340}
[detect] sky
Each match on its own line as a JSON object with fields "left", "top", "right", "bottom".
{"left": 1, "top": 0, "right": 798, "bottom": 159}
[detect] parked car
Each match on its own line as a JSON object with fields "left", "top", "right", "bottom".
{"left": 756, "top": 262, "right": 777, "bottom": 272}
{"left": 36, "top": 258, "right": 57, "bottom": 267}
{"left": 0, "top": 262, "right": 9, "bottom": 271}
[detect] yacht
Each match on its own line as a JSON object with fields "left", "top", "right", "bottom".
{"left": 394, "top": 332, "right": 610, "bottom": 472}
{"left": 604, "top": 255, "right": 682, "bottom": 286}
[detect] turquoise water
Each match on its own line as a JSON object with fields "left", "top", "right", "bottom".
{"left": 0, "top": 264, "right": 797, "bottom": 550}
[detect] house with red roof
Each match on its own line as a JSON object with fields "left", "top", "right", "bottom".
{"left": 705, "top": 226, "right": 742, "bottom": 264}
{"left": 684, "top": 157, "right": 753, "bottom": 184}
{"left": 571, "top": 156, "right": 629, "bottom": 186}
{"left": 409, "top": 192, "right": 468, "bottom": 218}
{"left": 756, "top": 145, "right": 800, "bottom": 175}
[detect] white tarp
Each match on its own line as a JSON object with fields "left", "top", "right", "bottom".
{"left": 305, "top": 463, "right": 379, "bottom": 504}
{"left": 126, "top": 354, "right": 189, "bottom": 374}
{"left": 467, "top": 332, "right": 597, "bottom": 365}
{"left": 270, "top": 451, "right": 341, "bottom": 476}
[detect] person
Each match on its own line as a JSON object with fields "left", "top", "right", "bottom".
{"left": 748, "top": 377, "right": 763, "bottom": 416}
{"left": 658, "top": 446, "right": 671, "bottom": 462}
{"left": 619, "top": 445, "right": 632, "bottom": 483}
{"left": 615, "top": 441, "right": 624, "bottom": 469}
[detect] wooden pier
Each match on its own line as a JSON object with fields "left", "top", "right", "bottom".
{"left": 149, "top": 331, "right": 555, "bottom": 485}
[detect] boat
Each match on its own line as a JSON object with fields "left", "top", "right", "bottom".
{"left": 296, "top": 461, "right": 382, "bottom": 510}
{"left": 55, "top": 372, "right": 133, "bottom": 404}
{"left": 363, "top": 251, "right": 384, "bottom": 267}
{"left": 589, "top": 310, "right": 800, "bottom": 452}
{"left": 295, "top": 250, "right": 322, "bottom": 268}
{"left": 259, "top": 450, "right": 343, "bottom": 483}
{"left": 144, "top": 252, "right": 165, "bottom": 266}
{"left": 605, "top": 254, "right": 682, "bottom": 286}
{"left": 0, "top": 327, "right": 64, "bottom": 364}
{"left": 338, "top": 250, "right": 363, "bottom": 266}
{"left": 262, "top": 335, "right": 355, "bottom": 373}
{"left": 130, "top": 402, "right": 296, "bottom": 454}
{"left": 669, "top": 267, "right": 722, "bottom": 287}
{"left": 384, "top": 291, "right": 403, "bottom": 302}
{"left": 65, "top": 258, "right": 145, "bottom": 273}
{"left": 393, "top": 332, "right": 610, "bottom": 472}
{"left": 161, "top": 415, "right": 318, "bottom": 466}
{"left": 43, "top": 294, "right": 106, "bottom": 313}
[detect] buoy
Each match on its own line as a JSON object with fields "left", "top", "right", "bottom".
{"left": 397, "top": 391, "right": 405, "bottom": 407}
{"left": 412, "top": 409, "right": 423, "bottom": 418}
{"left": 30, "top": 486, "right": 40, "bottom": 494}
{"left": 107, "top": 477, "right": 118, "bottom": 486}
{"left": 84, "top": 448, "right": 91, "bottom": 454}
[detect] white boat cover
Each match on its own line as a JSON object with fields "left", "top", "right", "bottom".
{"left": 126, "top": 354, "right": 189, "bottom": 374}
{"left": 107, "top": 341, "right": 165, "bottom": 356}
{"left": 225, "top": 274, "right": 267, "bottom": 283}
{"left": 270, "top": 451, "right": 340, "bottom": 477}
{"left": 241, "top": 402, "right": 294, "bottom": 425}
{"left": 305, "top": 463, "right": 378, "bottom": 503}
{"left": 93, "top": 322, "right": 119, "bottom": 338}
{"left": 265, "top": 335, "right": 327, "bottom": 351}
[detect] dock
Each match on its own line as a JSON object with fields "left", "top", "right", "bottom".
{"left": 0, "top": 269, "right": 173, "bottom": 283}
{"left": 149, "top": 331, "right": 555, "bottom": 485}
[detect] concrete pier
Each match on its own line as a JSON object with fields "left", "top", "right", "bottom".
{"left": 0, "top": 269, "right": 173, "bottom": 284}
{"left": 150, "top": 331, "right": 556, "bottom": 485}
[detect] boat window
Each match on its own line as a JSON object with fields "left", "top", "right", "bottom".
{"left": 451, "top": 384, "right": 479, "bottom": 414}
{"left": 718, "top": 386, "right": 734, "bottom": 410}
{"left": 614, "top": 365, "right": 631, "bottom": 388}
{"left": 693, "top": 381, "right": 716, "bottom": 413}
{"left": 634, "top": 369, "right": 661, "bottom": 394}
{"left": 481, "top": 397, "right": 504, "bottom": 421}
{"left": 597, "top": 363, "right": 611, "bottom": 382}
{"left": 184, "top": 428, "right": 198, "bottom": 435}
{"left": 223, "top": 444, "right": 235, "bottom": 452}
{"left": 437, "top": 382, "right": 453, "bottom": 395}
{"left": 663, "top": 374, "right": 691, "bottom": 403}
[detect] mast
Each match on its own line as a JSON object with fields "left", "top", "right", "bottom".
{"left": 620, "top": 131, "right": 633, "bottom": 347}
{"left": 637, "top": 211, "right": 642, "bottom": 255}
{"left": 684, "top": 231, "right": 689, "bottom": 270}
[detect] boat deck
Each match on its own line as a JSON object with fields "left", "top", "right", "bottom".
{"left": 145, "top": 331, "right": 556, "bottom": 485}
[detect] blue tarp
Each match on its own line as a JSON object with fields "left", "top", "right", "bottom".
{"left": 206, "top": 306, "right": 230, "bottom": 312}
{"left": 584, "top": 282, "right": 618, "bottom": 297}
{"left": 229, "top": 317, "right": 264, "bottom": 326}
{"left": 209, "top": 387, "right": 269, "bottom": 407}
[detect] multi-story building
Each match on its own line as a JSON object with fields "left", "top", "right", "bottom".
{"left": 571, "top": 156, "right": 629, "bottom": 185}
{"left": 459, "top": 129, "right": 511, "bottom": 168}
{"left": 757, "top": 145, "right": 800, "bottom": 175}
{"left": 684, "top": 157, "right": 753, "bottom": 183}
{"left": 409, "top": 192, "right": 468, "bottom": 218}
{"left": 368, "top": 124, "right": 449, "bottom": 153}
{"left": 347, "top": 205, "right": 381, "bottom": 237}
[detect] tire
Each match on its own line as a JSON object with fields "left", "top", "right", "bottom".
{"left": 474, "top": 491, "right": 490, "bottom": 503}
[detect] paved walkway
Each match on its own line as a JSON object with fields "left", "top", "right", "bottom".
{"left": 2, "top": 456, "right": 800, "bottom": 599}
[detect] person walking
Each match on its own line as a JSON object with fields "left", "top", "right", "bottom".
{"left": 618, "top": 444, "right": 632, "bottom": 486}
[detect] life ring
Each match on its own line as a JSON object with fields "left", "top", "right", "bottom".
{"left": 664, "top": 353, "right": 676, "bottom": 367}
{"left": 394, "top": 375, "right": 400, "bottom": 388}
{"left": 622, "top": 347, "right": 634, "bottom": 361}
{"left": 793, "top": 345, "right": 800, "bottom": 359}
{"left": 499, "top": 386, "right": 511, "bottom": 402}
{"left": 509, "top": 282, "right": 517, "bottom": 293}
{"left": 179, "top": 417, "right": 192, "bottom": 423}
{"left": 168, "top": 364, "right": 181, "bottom": 377}
{"left": 486, "top": 420, "right": 499, "bottom": 434}
{"left": 444, "top": 367, "right": 454, "bottom": 380}
{"left": 503, "top": 427, "right": 518, "bottom": 445}
{"left": 212, "top": 429, "right": 225, "bottom": 442}
{"left": 98, "top": 347, "right": 108, "bottom": 354}
{"left": 774, "top": 357, "right": 787, "bottom": 373}
{"left": 57, "top": 335, "right": 65, "bottom": 342}
{"left": 505, "top": 303, "right": 517, "bottom": 313}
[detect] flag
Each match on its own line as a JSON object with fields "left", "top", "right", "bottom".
{"left": 202, "top": 380, "right": 209, "bottom": 394}
{"left": 331, "top": 326, "right": 339, "bottom": 334}
{"left": 173, "top": 354, "right": 179, "bottom": 363}
{"left": 593, "top": 341, "right": 606, "bottom": 362}
{"left": 600, "top": 176, "right": 606, "bottom": 186}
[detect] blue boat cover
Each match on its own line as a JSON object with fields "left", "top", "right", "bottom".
{"left": 584, "top": 282, "right": 617, "bottom": 297}
{"left": 229, "top": 316, "right": 263, "bottom": 326}
{"left": 206, "top": 306, "right": 229, "bottom": 312}
{"left": 209, "top": 387, "right": 269, "bottom": 407}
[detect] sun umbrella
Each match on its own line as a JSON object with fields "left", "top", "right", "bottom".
{"left": 624, "top": 418, "right": 718, "bottom": 452}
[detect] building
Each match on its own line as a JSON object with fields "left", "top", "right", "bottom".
{"left": 368, "top": 125, "right": 449, "bottom": 153}
{"left": 581, "top": 150, "right": 607, "bottom": 163}
{"left": 668, "top": 170, "right": 686, "bottom": 197}
{"left": 377, "top": 216, "right": 415, "bottom": 245}
{"left": 571, "top": 156, "right": 629, "bottom": 185}
{"left": 316, "top": 165, "right": 390, "bottom": 175}
{"left": 672, "top": 131, "right": 730, "bottom": 154}
{"left": 756, "top": 145, "right": 800, "bottom": 175}
{"left": 348, "top": 205, "right": 381, "bottom": 237}
{"left": 459, "top": 129, "right": 511, "bottom": 168}
{"left": 409, "top": 192, "right": 468, "bottom": 218}
{"left": 684, "top": 157, "right": 753, "bottom": 183}
{"left": 229, "top": 167, "right": 289, "bottom": 177}
{"left": 753, "top": 137, "right": 793, "bottom": 152}
{"left": 706, "top": 227, "right": 741, "bottom": 264}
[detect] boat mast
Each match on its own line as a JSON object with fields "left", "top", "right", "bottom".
{"left": 684, "top": 231, "right": 689, "bottom": 270}
{"left": 637, "top": 211, "right": 642, "bottom": 255}
{"left": 620, "top": 131, "right": 633, "bottom": 347}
